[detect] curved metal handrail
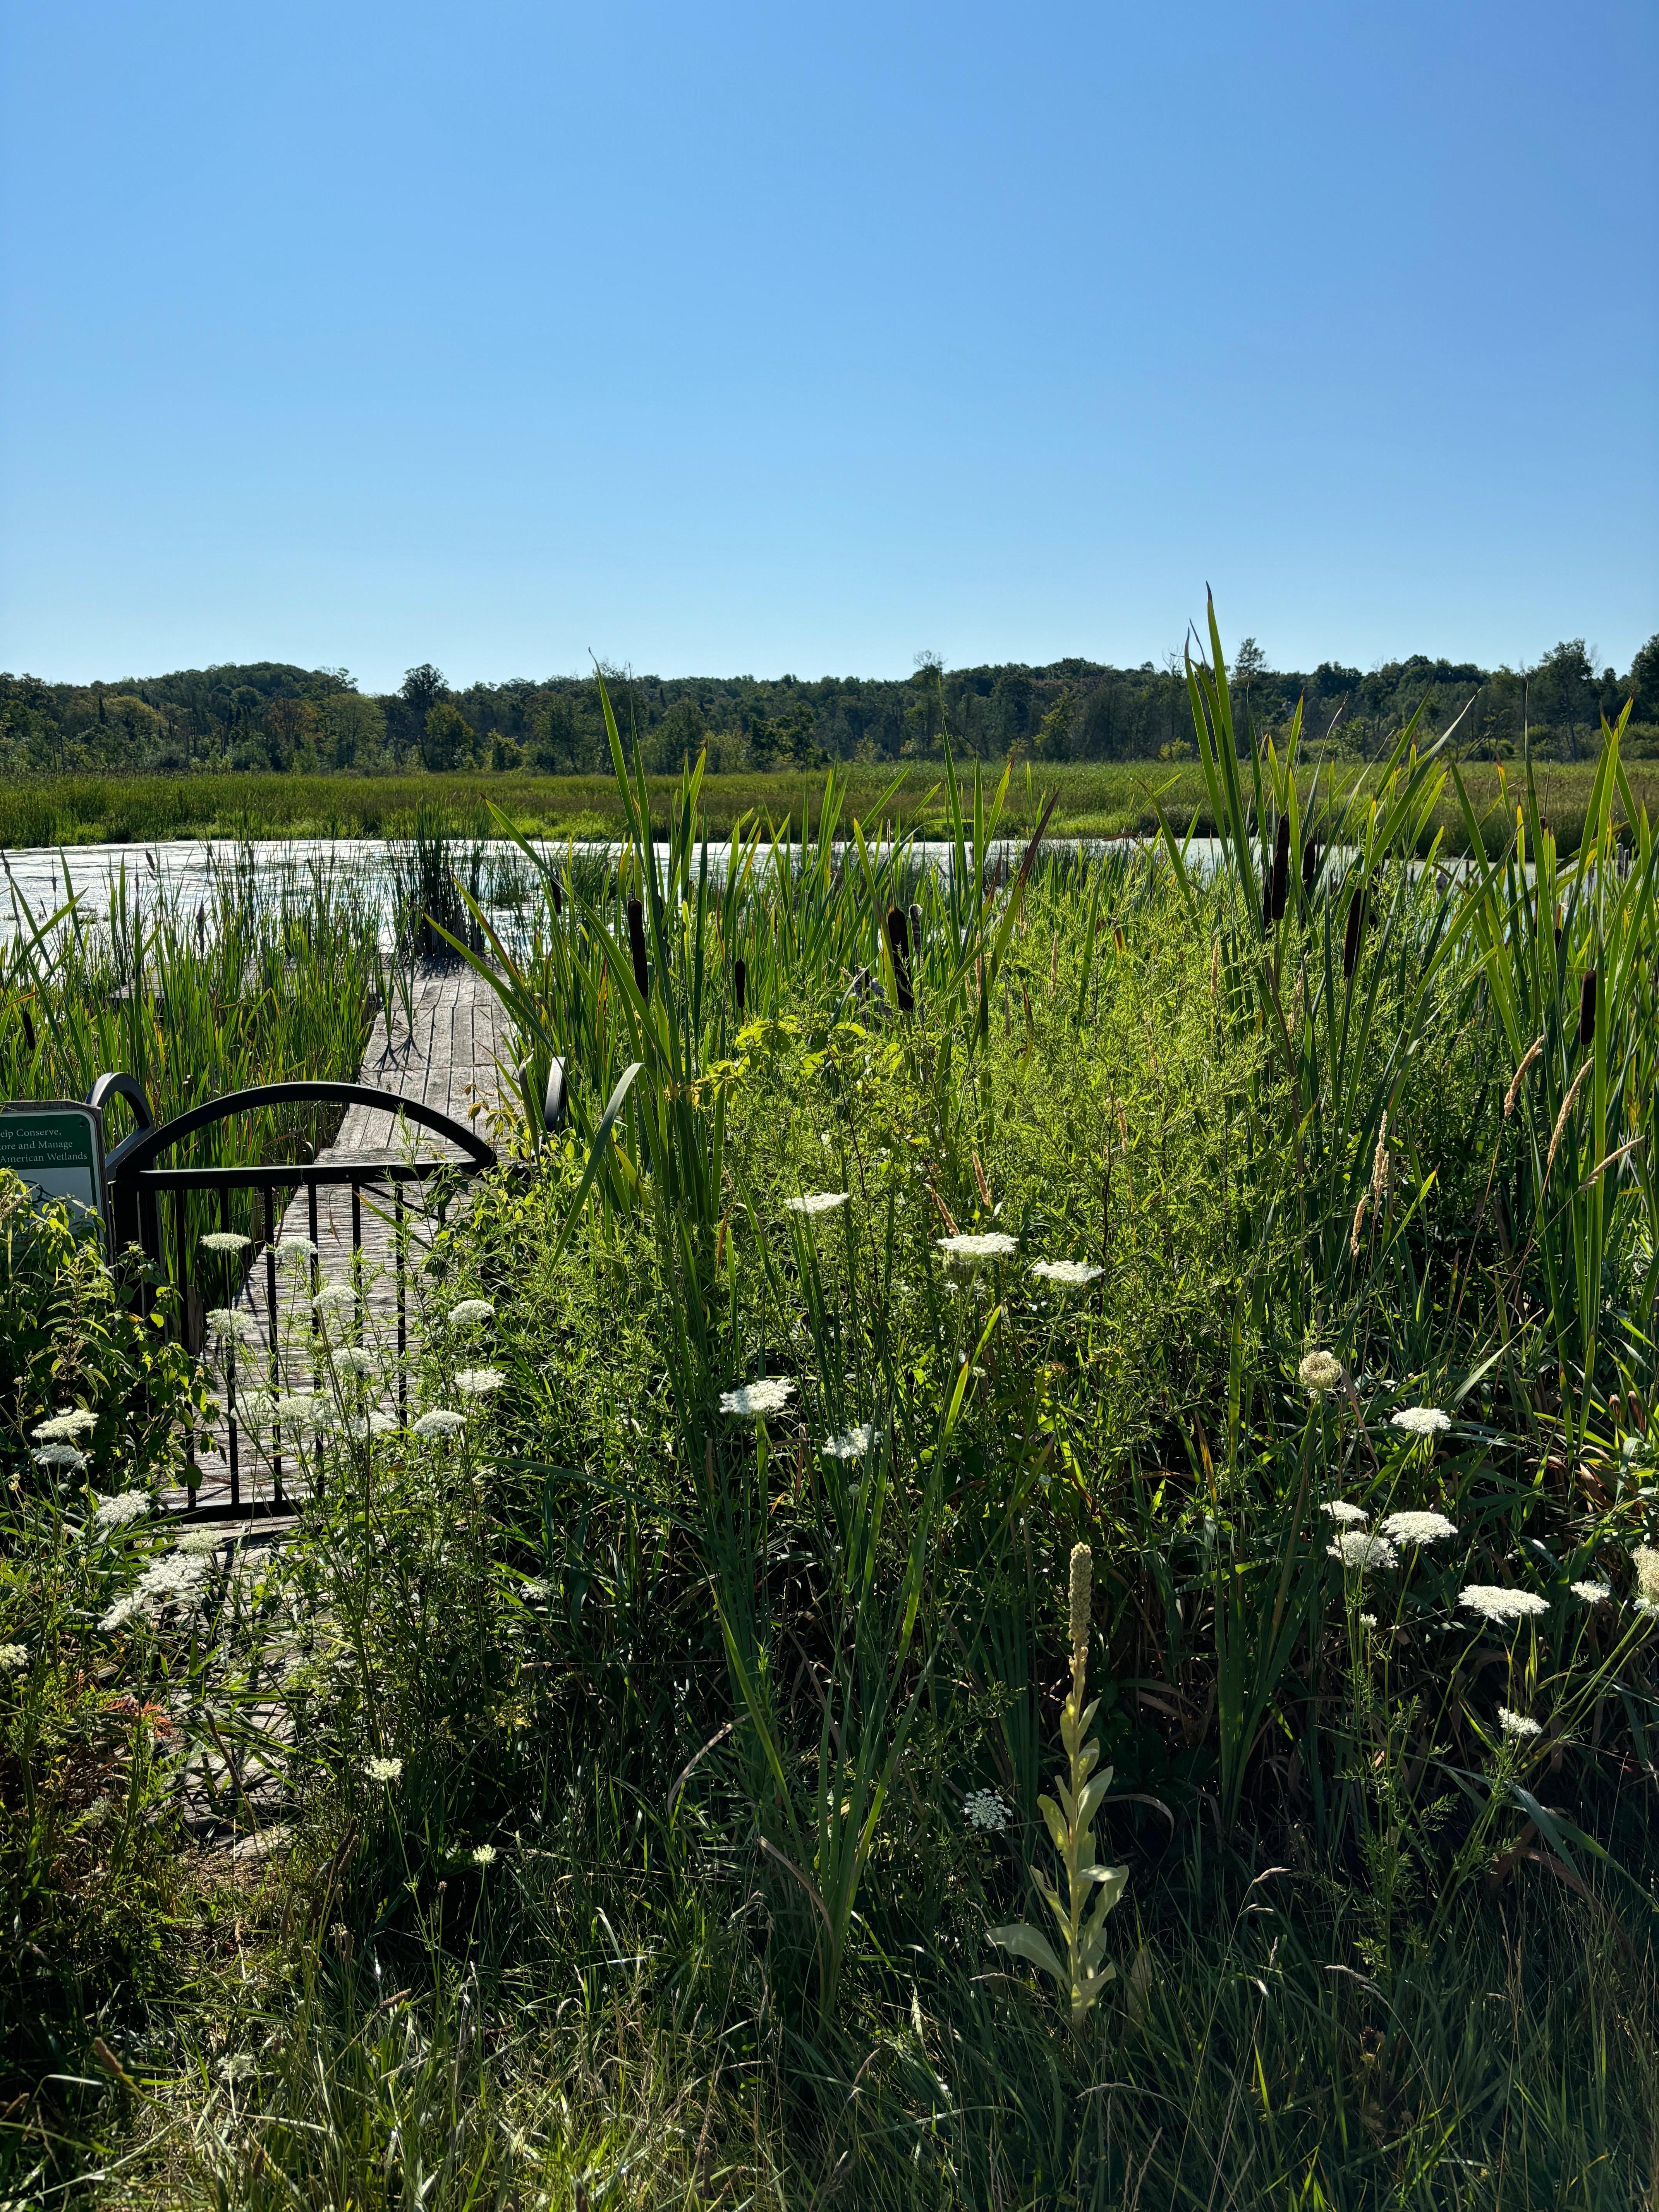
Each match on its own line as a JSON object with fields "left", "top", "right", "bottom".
{"left": 88, "top": 1070, "right": 155, "bottom": 1133}
{"left": 104, "top": 1079, "right": 496, "bottom": 1178}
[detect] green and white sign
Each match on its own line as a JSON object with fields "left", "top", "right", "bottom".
{"left": 0, "top": 1101, "right": 106, "bottom": 1236}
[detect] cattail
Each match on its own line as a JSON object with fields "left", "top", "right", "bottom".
{"left": 1342, "top": 888, "right": 1366, "bottom": 979}
{"left": 19, "top": 1001, "right": 35, "bottom": 1054}
{"left": 733, "top": 956, "right": 746, "bottom": 1012}
{"left": 1269, "top": 816, "right": 1291, "bottom": 923}
{"left": 1544, "top": 1056, "right": 1593, "bottom": 1185}
{"left": 626, "top": 896, "right": 648, "bottom": 996}
{"left": 1068, "top": 1543, "right": 1093, "bottom": 1666}
{"left": 1579, "top": 970, "right": 1597, "bottom": 1051}
{"left": 1371, "top": 1111, "right": 1391, "bottom": 1207}
{"left": 1301, "top": 837, "right": 1318, "bottom": 896}
{"left": 1504, "top": 1034, "right": 1544, "bottom": 1117}
{"left": 550, "top": 873, "right": 563, "bottom": 917}
{"left": 886, "top": 907, "right": 914, "bottom": 1013}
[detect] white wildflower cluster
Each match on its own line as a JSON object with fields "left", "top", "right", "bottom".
{"left": 1632, "top": 1548, "right": 1659, "bottom": 1605}
{"left": 1327, "top": 1530, "right": 1398, "bottom": 1572}
{"left": 471, "top": 1843, "right": 498, "bottom": 1867}
{"left": 274, "top": 1393, "right": 325, "bottom": 1430}
{"left": 520, "top": 1578, "right": 552, "bottom": 1602}
{"left": 720, "top": 1378, "right": 795, "bottom": 1418}
{"left": 1379, "top": 1510, "right": 1459, "bottom": 1546}
{"left": 314, "top": 1282, "right": 357, "bottom": 1314}
{"left": 454, "top": 1368, "right": 504, "bottom": 1396}
{"left": 363, "top": 1754, "right": 404, "bottom": 1784}
{"left": 963, "top": 1788, "right": 1012, "bottom": 1833}
{"left": 175, "top": 1528, "right": 232, "bottom": 1559}
{"left": 1299, "top": 1350, "right": 1344, "bottom": 1398}
{"left": 331, "top": 1346, "right": 379, "bottom": 1377}
{"left": 33, "top": 1408, "right": 98, "bottom": 1443}
{"left": 273, "top": 1236, "right": 317, "bottom": 1265}
{"left": 1459, "top": 1585, "right": 1549, "bottom": 1623}
{"left": 101, "top": 1552, "right": 207, "bottom": 1632}
{"left": 343, "top": 1411, "right": 398, "bottom": 1441}
{"left": 823, "top": 1423, "right": 878, "bottom": 1460}
{"left": 206, "top": 1308, "right": 261, "bottom": 1346}
{"left": 92, "top": 1489, "right": 149, "bottom": 1531}
{"left": 201, "top": 1231, "right": 251, "bottom": 1255}
{"left": 1571, "top": 1580, "right": 1611, "bottom": 1603}
{"left": 34, "top": 1444, "right": 89, "bottom": 1472}
{"left": 0, "top": 1643, "right": 27, "bottom": 1671}
{"left": 448, "top": 1299, "right": 495, "bottom": 1327}
{"left": 1498, "top": 1707, "right": 1543, "bottom": 1741}
{"left": 1030, "top": 1259, "right": 1103, "bottom": 1286}
{"left": 413, "top": 1408, "right": 466, "bottom": 1440}
{"left": 1391, "top": 1406, "right": 1451, "bottom": 1439}
{"left": 785, "top": 1191, "right": 850, "bottom": 1216}
{"left": 1320, "top": 1501, "right": 1369, "bottom": 1527}
{"left": 937, "top": 1232, "right": 1018, "bottom": 1265}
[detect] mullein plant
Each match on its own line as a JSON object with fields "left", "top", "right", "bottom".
{"left": 991, "top": 1544, "right": 1129, "bottom": 2028}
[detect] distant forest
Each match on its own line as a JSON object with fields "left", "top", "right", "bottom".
{"left": 1, "top": 634, "right": 1655, "bottom": 780}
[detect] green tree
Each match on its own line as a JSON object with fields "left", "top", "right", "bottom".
{"left": 422, "top": 701, "right": 476, "bottom": 771}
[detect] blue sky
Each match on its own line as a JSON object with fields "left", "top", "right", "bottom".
{"left": 2, "top": 0, "right": 1654, "bottom": 690}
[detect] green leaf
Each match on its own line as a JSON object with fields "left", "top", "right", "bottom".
{"left": 550, "top": 1060, "right": 644, "bottom": 1264}
{"left": 989, "top": 1922, "right": 1069, "bottom": 1990}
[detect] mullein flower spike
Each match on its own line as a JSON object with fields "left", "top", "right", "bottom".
{"left": 991, "top": 1542, "right": 1129, "bottom": 2028}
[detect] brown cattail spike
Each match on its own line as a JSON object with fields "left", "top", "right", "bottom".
{"left": 733, "top": 956, "right": 746, "bottom": 1012}
{"left": 1579, "top": 970, "right": 1597, "bottom": 1051}
{"left": 550, "top": 874, "right": 563, "bottom": 917}
{"left": 1342, "top": 889, "right": 1366, "bottom": 979}
{"left": 886, "top": 907, "right": 914, "bottom": 1013}
{"left": 626, "top": 896, "right": 649, "bottom": 997}
{"left": 1301, "top": 837, "right": 1318, "bottom": 896}
{"left": 1270, "top": 816, "right": 1291, "bottom": 923}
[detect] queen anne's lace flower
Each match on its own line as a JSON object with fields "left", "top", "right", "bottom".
{"left": 448, "top": 1300, "right": 494, "bottom": 1327}
{"left": 520, "top": 1578, "right": 552, "bottom": 1601}
{"left": 1632, "top": 1547, "right": 1659, "bottom": 1604}
{"left": 1320, "top": 1501, "right": 1369, "bottom": 1527}
{"left": 413, "top": 1408, "right": 465, "bottom": 1439}
{"left": 1379, "top": 1510, "right": 1459, "bottom": 1545}
{"left": 273, "top": 1236, "right": 318, "bottom": 1265}
{"left": 720, "top": 1378, "right": 795, "bottom": 1418}
{"left": 937, "top": 1232, "right": 1018, "bottom": 1264}
{"left": 0, "top": 1643, "right": 26, "bottom": 1671}
{"left": 363, "top": 1755, "right": 403, "bottom": 1784}
{"left": 785, "top": 1192, "right": 850, "bottom": 1216}
{"left": 1459, "top": 1584, "right": 1549, "bottom": 1623}
{"left": 1498, "top": 1707, "right": 1543, "bottom": 1740}
{"left": 315, "top": 1282, "right": 357, "bottom": 1313}
{"left": 332, "top": 1346, "right": 378, "bottom": 1376}
{"left": 201, "top": 1231, "right": 251, "bottom": 1255}
{"left": 33, "top": 1408, "right": 98, "bottom": 1443}
{"left": 1391, "top": 1406, "right": 1451, "bottom": 1438}
{"left": 823, "top": 1423, "right": 878, "bottom": 1460}
{"left": 455, "top": 1368, "right": 504, "bottom": 1396}
{"left": 1030, "top": 1259, "right": 1104, "bottom": 1286}
{"left": 1571, "top": 1580, "right": 1611, "bottom": 1603}
{"left": 471, "top": 1843, "right": 497, "bottom": 1866}
{"left": 101, "top": 1553, "right": 206, "bottom": 1631}
{"left": 1327, "top": 1530, "right": 1398, "bottom": 1571}
{"left": 274, "top": 1393, "right": 324, "bottom": 1429}
{"left": 963, "top": 1788, "right": 1012, "bottom": 1833}
{"left": 1299, "top": 1350, "right": 1344, "bottom": 1398}
{"left": 344, "top": 1410, "right": 398, "bottom": 1440}
{"left": 92, "top": 1489, "right": 149, "bottom": 1530}
{"left": 34, "top": 1444, "right": 89, "bottom": 1471}
{"left": 206, "top": 1309, "right": 260, "bottom": 1346}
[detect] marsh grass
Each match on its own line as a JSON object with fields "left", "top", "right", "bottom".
{"left": 9, "top": 625, "right": 1659, "bottom": 2206}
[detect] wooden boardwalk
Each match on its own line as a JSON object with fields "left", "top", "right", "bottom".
{"left": 183, "top": 965, "right": 511, "bottom": 1516}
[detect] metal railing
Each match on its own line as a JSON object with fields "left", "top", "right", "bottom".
{"left": 91, "top": 1072, "right": 497, "bottom": 1520}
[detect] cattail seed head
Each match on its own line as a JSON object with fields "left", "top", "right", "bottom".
{"left": 626, "top": 896, "right": 649, "bottom": 996}
{"left": 1270, "top": 815, "right": 1291, "bottom": 923}
{"left": 1342, "top": 888, "right": 1365, "bottom": 978}
{"left": 1301, "top": 837, "right": 1318, "bottom": 895}
{"left": 1068, "top": 1543, "right": 1093, "bottom": 1663}
{"left": 1579, "top": 969, "right": 1597, "bottom": 1051}
{"left": 733, "top": 956, "right": 746, "bottom": 1011}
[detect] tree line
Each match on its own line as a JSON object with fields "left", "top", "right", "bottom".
{"left": 0, "top": 634, "right": 1654, "bottom": 780}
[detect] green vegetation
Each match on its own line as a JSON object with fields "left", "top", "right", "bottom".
{"left": 4, "top": 628, "right": 1657, "bottom": 783}
{"left": 5, "top": 754, "right": 1659, "bottom": 858}
{"left": 9, "top": 616, "right": 1659, "bottom": 2205}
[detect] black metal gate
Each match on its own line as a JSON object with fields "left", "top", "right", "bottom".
{"left": 91, "top": 1072, "right": 496, "bottom": 1520}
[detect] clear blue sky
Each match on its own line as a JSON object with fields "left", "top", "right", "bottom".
{"left": 2, "top": 0, "right": 1654, "bottom": 692}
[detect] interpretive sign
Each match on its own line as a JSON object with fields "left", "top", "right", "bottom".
{"left": 0, "top": 1100, "right": 106, "bottom": 1237}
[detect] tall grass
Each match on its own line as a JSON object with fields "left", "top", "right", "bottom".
{"left": 9, "top": 619, "right": 1659, "bottom": 2206}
